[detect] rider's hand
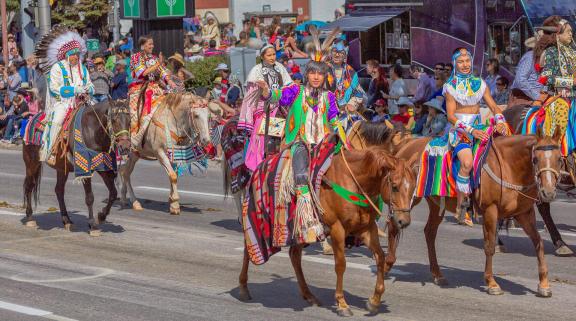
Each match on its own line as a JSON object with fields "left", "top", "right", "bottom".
{"left": 256, "top": 80, "right": 270, "bottom": 97}
{"left": 345, "top": 104, "right": 356, "bottom": 112}
{"left": 495, "top": 123, "right": 509, "bottom": 136}
{"left": 472, "top": 128, "right": 490, "bottom": 141}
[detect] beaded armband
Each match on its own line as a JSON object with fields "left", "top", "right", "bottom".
{"left": 494, "top": 113, "right": 506, "bottom": 124}
{"left": 455, "top": 120, "right": 474, "bottom": 134}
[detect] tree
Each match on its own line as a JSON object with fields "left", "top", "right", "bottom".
{"left": 3, "top": 0, "right": 20, "bottom": 30}
{"left": 51, "top": 0, "right": 111, "bottom": 33}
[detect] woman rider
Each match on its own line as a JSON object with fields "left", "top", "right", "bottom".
{"left": 129, "top": 35, "right": 177, "bottom": 147}
{"left": 444, "top": 48, "right": 508, "bottom": 223}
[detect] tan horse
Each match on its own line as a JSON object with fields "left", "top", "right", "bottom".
{"left": 239, "top": 138, "right": 417, "bottom": 317}
{"left": 119, "top": 93, "right": 212, "bottom": 214}
{"left": 351, "top": 123, "right": 562, "bottom": 297}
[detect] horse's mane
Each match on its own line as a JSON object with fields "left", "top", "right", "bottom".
{"left": 358, "top": 121, "right": 393, "bottom": 146}
{"left": 162, "top": 92, "right": 185, "bottom": 111}
{"left": 361, "top": 147, "right": 398, "bottom": 178}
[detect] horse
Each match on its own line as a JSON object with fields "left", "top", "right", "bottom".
{"left": 119, "top": 92, "right": 212, "bottom": 215}
{"left": 361, "top": 127, "right": 563, "bottom": 297}
{"left": 22, "top": 99, "right": 131, "bottom": 236}
{"left": 502, "top": 104, "right": 574, "bottom": 256}
{"left": 238, "top": 129, "right": 417, "bottom": 317}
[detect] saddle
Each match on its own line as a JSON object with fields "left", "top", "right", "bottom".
{"left": 46, "top": 108, "right": 82, "bottom": 166}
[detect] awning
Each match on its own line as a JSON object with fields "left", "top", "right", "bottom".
{"left": 320, "top": 9, "right": 406, "bottom": 32}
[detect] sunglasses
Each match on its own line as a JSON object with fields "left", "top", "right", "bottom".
{"left": 496, "top": 83, "right": 505, "bottom": 86}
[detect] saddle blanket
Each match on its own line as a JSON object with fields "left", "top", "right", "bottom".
{"left": 243, "top": 135, "right": 341, "bottom": 265}
{"left": 221, "top": 116, "right": 250, "bottom": 194}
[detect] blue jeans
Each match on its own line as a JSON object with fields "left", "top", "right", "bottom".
{"left": 3, "top": 116, "right": 22, "bottom": 140}
{"left": 93, "top": 94, "right": 109, "bottom": 103}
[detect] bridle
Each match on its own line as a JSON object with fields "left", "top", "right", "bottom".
{"left": 532, "top": 144, "right": 561, "bottom": 192}
{"left": 89, "top": 102, "right": 130, "bottom": 152}
{"left": 382, "top": 171, "right": 412, "bottom": 222}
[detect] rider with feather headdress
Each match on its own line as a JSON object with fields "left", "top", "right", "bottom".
{"left": 35, "top": 26, "right": 94, "bottom": 163}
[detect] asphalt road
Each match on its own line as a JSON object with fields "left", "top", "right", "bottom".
{"left": 0, "top": 148, "right": 575, "bottom": 321}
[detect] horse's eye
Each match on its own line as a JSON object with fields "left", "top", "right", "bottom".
{"left": 392, "top": 186, "right": 399, "bottom": 193}
{"left": 532, "top": 157, "right": 538, "bottom": 165}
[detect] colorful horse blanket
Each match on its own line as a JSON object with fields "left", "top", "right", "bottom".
{"left": 416, "top": 124, "right": 493, "bottom": 198}
{"left": 522, "top": 98, "right": 576, "bottom": 156}
{"left": 243, "top": 135, "right": 341, "bottom": 265}
{"left": 221, "top": 116, "right": 250, "bottom": 194}
{"left": 24, "top": 113, "right": 46, "bottom": 146}
{"left": 72, "top": 106, "right": 116, "bottom": 181}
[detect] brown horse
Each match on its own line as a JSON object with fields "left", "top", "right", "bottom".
{"left": 378, "top": 129, "right": 563, "bottom": 297}
{"left": 23, "top": 100, "right": 131, "bottom": 235}
{"left": 239, "top": 134, "right": 417, "bottom": 317}
{"left": 503, "top": 104, "right": 574, "bottom": 256}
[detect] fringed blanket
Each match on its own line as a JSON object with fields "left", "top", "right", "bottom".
{"left": 416, "top": 125, "right": 492, "bottom": 198}
{"left": 167, "top": 145, "right": 208, "bottom": 177}
{"left": 24, "top": 113, "right": 46, "bottom": 146}
{"left": 221, "top": 116, "right": 250, "bottom": 193}
{"left": 522, "top": 99, "right": 576, "bottom": 156}
{"left": 72, "top": 107, "right": 116, "bottom": 181}
{"left": 243, "top": 135, "right": 341, "bottom": 265}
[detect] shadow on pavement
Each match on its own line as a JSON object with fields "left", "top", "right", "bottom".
{"left": 211, "top": 219, "right": 242, "bottom": 233}
{"left": 462, "top": 235, "right": 557, "bottom": 257}
{"left": 116, "top": 198, "right": 202, "bottom": 214}
{"left": 21, "top": 211, "right": 125, "bottom": 234}
{"left": 228, "top": 274, "right": 391, "bottom": 316}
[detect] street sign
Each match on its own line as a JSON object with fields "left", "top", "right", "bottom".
{"left": 156, "top": 0, "right": 186, "bottom": 18}
{"left": 86, "top": 39, "right": 100, "bottom": 52}
{"left": 123, "top": 0, "right": 141, "bottom": 18}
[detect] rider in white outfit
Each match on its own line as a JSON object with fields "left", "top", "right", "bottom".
{"left": 38, "top": 29, "right": 94, "bottom": 163}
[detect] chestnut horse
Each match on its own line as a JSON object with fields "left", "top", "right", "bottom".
{"left": 22, "top": 99, "right": 131, "bottom": 235}
{"left": 239, "top": 134, "right": 417, "bottom": 317}
{"left": 502, "top": 104, "right": 574, "bottom": 256}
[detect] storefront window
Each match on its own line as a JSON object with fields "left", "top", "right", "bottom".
{"left": 487, "top": 18, "right": 531, "bottom": 73}
{"left": 359, "top": 11, "right": 410, "bottom": 65}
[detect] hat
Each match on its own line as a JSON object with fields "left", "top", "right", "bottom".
{"left": 214, "top": 63, "right": 229, "bottom": 71}
{"left": 188, "top": 44, "right": 202, "bottom": 54}
{"left": 293, "top": 72, "right": 303, "bottom": 80}
{"left": 186, "top": 31, "right": 195, "bottom": 36}
{"left": 213, "top": 76, "right": 222, "bottom": 84}
{"left": 397, "top": 97, "right": 414, "bottom": 107}
{"left": 168, "top": 53, "right": 185, "bottom": 66}
{"left": 20, "top": 82, "right": 31, "bottom": 90}
{"left": 375, "top": 99, "right": 386, "bottom": 106}
{"left": 424, "top": 96, "right": 446, "bottom": 113}
{"left": 93, "top": 57, "right": 105, "bottom": 65}
{"left": 116, "top": 59, "right": 127, "bottom": 66}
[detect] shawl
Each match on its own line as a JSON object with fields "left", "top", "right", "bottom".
{"left": 443, "top": 49, "right": 486, "bottom": 106}
{"left": 245, "top": 62, "right": 292, "bottom": 86}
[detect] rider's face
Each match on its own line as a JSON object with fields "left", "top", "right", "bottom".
{"left": 307, "top": 70, "right": 325, "bottom": 89}
{"left": 68, "top": 54, "right": 79, "bottom": 66}
{"left": 262, "top": 48, "right": 276, "bottom": 65}
{"left": 558, "top": 24, "right": 573, "bottom": 45}
{"left": 455, "top": 51, "right": 472, "bottom": 75}
{"left": 142, "top": 39, "right": 154, "bottom": 54}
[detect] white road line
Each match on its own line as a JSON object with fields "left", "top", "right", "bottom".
{"left": 0, "top": 210, "right": 23, "bottom": 216}
{"left": 233, "top": 248, "right": 413, "bottom": 276}
{"left": 136, "top": 186, "right": 231, "bottom": 199}
{"left": 0, "top": 299, "right": 78, "bottom": 321}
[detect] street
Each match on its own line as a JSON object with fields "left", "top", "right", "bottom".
{"left": 0, "top": 148, "right": 575, "bottom": 321}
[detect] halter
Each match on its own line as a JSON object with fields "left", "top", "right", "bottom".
{"left": 88, "top": 99, "right": 130, "bottom": 153}
{"left": 532, "top": 144, "right": 561, "bottom": 193}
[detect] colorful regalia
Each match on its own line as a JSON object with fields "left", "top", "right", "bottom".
{"left": 523, "top": 20, "right": 576, "bottom": 156}
{"left": 34, "top": 26, "right": 94, "bottom": 163}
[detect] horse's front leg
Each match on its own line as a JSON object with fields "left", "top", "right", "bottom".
{"left": 515, "top": 208, "right": 552, "bottom": 297}
{"left": 55, "top": 170, "right": 73, "bottom": 230}
{"left": 483, "top": 204, "right": 502, "bottom": 295}
{"left": 156, "top": 150, "right": 180, "bottom": 215}
{"left": 331, "top": 222, "right": 352, "bottom": 317}
{"left": 119, "top": 153, "right": 142, "bottom": 210}
{"left": 424, "top": 198, "right": 447, "bottom": 286}
{"left": 97, "top": 170, "right": 117, "bottom": 223}
{"left": 362, "top": 222, "right": 386, "bottom": 314}
{"left": 82, "top": 177, "right": 100, "bottom": 237}
{"left": 383, "top": 220, "right": 398, "bottom": 275}
{"left": 238, "top": 246, "right": 252, "bottom": 301}
{"left": 289, "top": 244, "right": 321, "bottom": 306}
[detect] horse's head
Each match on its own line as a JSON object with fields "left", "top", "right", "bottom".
{"left": 109, "top": 99, "right": 131, "bottom": 154}
{"left": 533, "top": 127, "right": 563, "bottom": 202}
{"left": 182, "top": 93, "right": 211, "bottom": 147}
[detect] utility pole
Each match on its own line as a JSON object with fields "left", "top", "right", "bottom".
{"left": 1, "top": 0, "right": 8, "bottom": 64}
{"left": 113, "top": 0, "right": 120, "bottom": 43}
{"left": 20, "top": 0, "right": 35, "bottom": 57}
{"left": 37, "top": 0, "right": 51, "bottom": 37}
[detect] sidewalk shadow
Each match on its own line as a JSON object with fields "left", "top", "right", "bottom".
{"left": 22, "top": 211, "right": 125, "bottom": 234}
{"left": 228, "top": 274, "right": 390, "bottom": 316}
{"left": 116, "top": 198, "right": 202, "bottom": 214}
{"left": 211, "top": 219, "right": 243, "bottom": 233}
{"left": 462, "top": 235, "right": 556, "bottom": 257}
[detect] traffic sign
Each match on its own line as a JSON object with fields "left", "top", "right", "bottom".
{"left": 86, "top": 39, "right": 100, "bottom": 52}
{"left": 123, "top": 0, "right": 141, "bottom": 18}
{"left": 156, "top": 0, "right": 186, "bottom": 18}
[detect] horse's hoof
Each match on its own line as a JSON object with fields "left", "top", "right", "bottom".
{"left": 495, "top": 245, "right": 506, "bottom": 253}
{"left": 64, "top": 223, "right": 73, "bottom": 232}
{"left": 170, "top": 207, "right": 181, "bottom": 215}
{"left": 433, "top": 277, "right": 449, "bottom": 286}
{"left": 322, "top": 244, "right": 334, "bottom": 256}
{"left": 238, "top": 288, "right": 252, "bottom": 301}
{"left": 337, "top": 307, "right": 353, "bottom": 317}
{"left": 366, "top": 299, "right": 380, "bottom": 314}
{"left": 304, "top": 295, "right": 322, "bottom": 307}
{"left": 537, "top": 286, "right": 552, "bottom": 298}
{"left": 89, "top": 230, "right": 102, "bottom": 237}
{"left": 24, "top": 220, "right": 38, "bottom": 228}
{"left": 487, "top": 287, "right": 504, "bottom": 295}
{"left": 555, "top": 244, "right": 574, "bottom": 257}
{"left": 132, "top": 201, "right": 143, "bottom": 211}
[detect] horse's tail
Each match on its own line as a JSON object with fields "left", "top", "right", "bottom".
{"left": 33, "top": 163, "right": 43, "bottom": 208}
{"left": 22, "top": 145, "right": 43, "bottom": 209}
{"left": 222, "top": 157, "right": 231, "bottom": 199}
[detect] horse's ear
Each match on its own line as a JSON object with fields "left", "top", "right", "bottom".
{"left": 552, "top": 126, "right": 563, "bottom": 142}
{"left": 407, "top": 151, "right": 420, "bottom": 169}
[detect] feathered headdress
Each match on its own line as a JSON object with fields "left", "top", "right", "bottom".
{"left": 35, "top": 25, "right": 87, "bottom": 75}
{"left": 307, "top": 25, "right": 341, "bottom": 63}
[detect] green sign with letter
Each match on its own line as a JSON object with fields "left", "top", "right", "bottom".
{"left": 123, "top": 0, "right": 141, "bottom": 18}
{"left": 86, "top": 39, "right": 100, "bottom": 52}
{"left": 156, "top": 0, "right": 186, "bottom": 17}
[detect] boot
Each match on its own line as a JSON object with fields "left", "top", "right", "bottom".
{"left": 131, "top": 114, "right": 152, "bottom": 148}
{"left": 294, "top": 185, "right": 325, "bottom": 244}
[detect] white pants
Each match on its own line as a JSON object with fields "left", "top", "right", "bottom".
{"left": 40, "top": 103, "right": 70, "bottom": 161}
